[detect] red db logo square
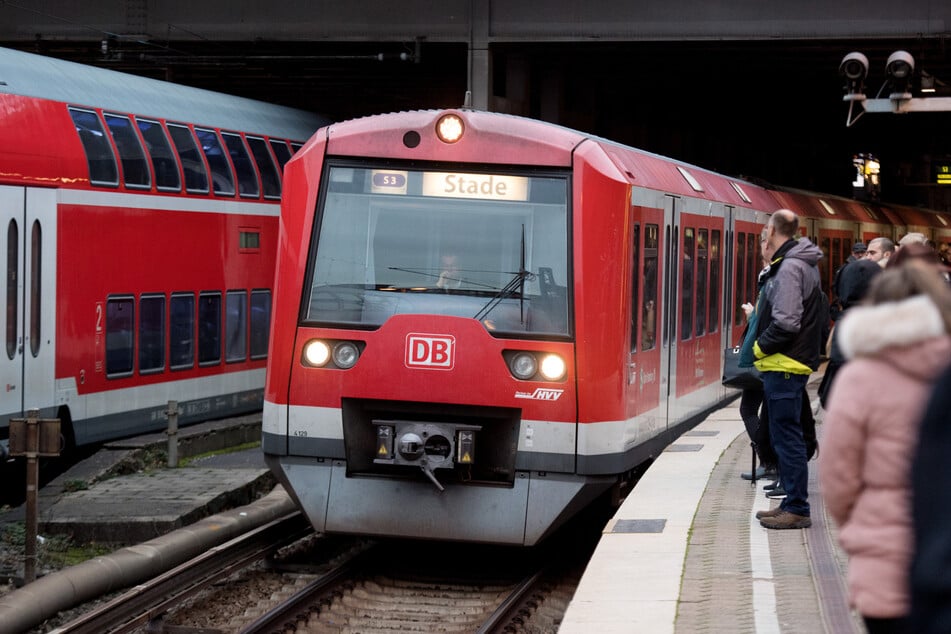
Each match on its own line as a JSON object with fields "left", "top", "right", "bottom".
{"left": 405, "top": 333, "right": 455, "bottom": 370}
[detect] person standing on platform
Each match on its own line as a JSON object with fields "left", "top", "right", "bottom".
{"left": 817, "top": 257, "right": 882, "bottom": 408}
{"left": 865, "top": 237, "right": 896, "bottom": 269}
{"left": 909, "top": 362, "right": 951, "bottom": 634}
{"left": 820, "top": 262, "right": 951, "bottom": 634}
{"left": 751, "top": 209, "right": 824, "bottom": 530}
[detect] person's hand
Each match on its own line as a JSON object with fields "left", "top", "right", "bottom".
{"left": 742, "top": 302, "right": 754, "bottom": 318}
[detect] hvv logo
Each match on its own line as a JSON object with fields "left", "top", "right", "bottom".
{"left": 405, "top": 333, "right": 455, "bottom": 370}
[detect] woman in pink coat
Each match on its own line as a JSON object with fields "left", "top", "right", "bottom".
{"left": 820, "top": 262, "right": 951, "bottom": 634}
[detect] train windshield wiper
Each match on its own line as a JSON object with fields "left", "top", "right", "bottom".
{"left": 473, "top": 225, "right": 535, "bottom": 323}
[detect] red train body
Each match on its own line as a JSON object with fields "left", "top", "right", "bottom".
{"left": 0, "top": 47, "right": 327, "bottom": 457}
{"left": 264, "top": 110, "right": 946, "bottom": 545}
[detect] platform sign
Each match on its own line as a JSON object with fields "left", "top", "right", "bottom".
{"left": 936, "top": 162, "right": 951, "bottom": 185}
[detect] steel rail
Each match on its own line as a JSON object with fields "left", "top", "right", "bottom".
{"left": 48, "top": 511, "right": 312, "bottom": 634}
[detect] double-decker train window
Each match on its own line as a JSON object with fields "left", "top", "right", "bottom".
{"left": 167, "top": 124, "right": 209, "bottom": 194}
{"left": 198, "top": 292, "right": 222, "bottom": 365}
{"left": 641, "top": 224, "right": 659, "bottom": 351}
{"left": 269, "top": 140, "right": 292, "bottom": 171}
{"left": 139, "top": 294, "right": 165, "bottom": 374}
{"left": 709, "top": 230, "right": 721, "bottom": 332}
{"left": 170, "top": 293, "right": 195, "bottom": 370}
{"left": 68, "top": 107, "right": 119, "bottom": 187}
{"left": 246, "top": 136, "right": 282, "bottom": 199}
{"left": 195, "top": 129, "right": 235, "bottom": 197}
{"left": 681, "top": 227, "right": 695, "bottom": 340}
{"left": 5, "top": 219, "right": 16, "bottom": 360}
{"left": 221, "top": 132, "right": 260, "bottom": 198}
{"left": 136, "top": 119, "right": 181, "bottom": 192}
{"left": 250, "top": 290, "right": 271, "bottom": 359}
{"left": 103, "top": 113, "right": 150, "bottom": 189}
{"left": 225, "top": 290, "right": 247, "bottom": 363}
{"left": 105, "top": 296, "right": 134, "bottom": 378}
{"left": 695, "top": 229, "right": 708, "bottom": 337}
{"left": 29, "top": 221, "right": 41, "bottom": 358}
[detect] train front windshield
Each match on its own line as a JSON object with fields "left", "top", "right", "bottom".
{"left": 305, "top": 164, "right": 570, "bottom": 337}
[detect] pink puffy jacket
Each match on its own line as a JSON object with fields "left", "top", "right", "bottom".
{"left": 820, "top": 294, "right": 951, "bottom": 619}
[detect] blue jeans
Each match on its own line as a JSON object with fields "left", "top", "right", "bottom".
{"left": 763, "top": 371, "right": 810, "bottom": 517}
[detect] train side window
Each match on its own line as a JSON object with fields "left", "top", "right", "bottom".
{"left": 68, "top": 107, "right": 119, "bottom": 187}
{"left": 105, "top": 296, "right": 134, "bottom": 378}
{"left": 269, "top": 140, "right": 292, "bottom": 172}
{"left": 198, "top": 291, "right": 222, "bottom": 366}
{"left": 734, "top": 232, "right": 747, "bottom": 327}
{"left": 103, "top": 113, "right": 150, "bottom": 189}
{"left": 819, "top": 236, "right": 832, "bottom": 295}
{"left": 225, "top": 290, "right": 247, "bottom": 363}
{"left": 709, "top": 230, "right": 721, "bottom": 332}
{"left": 745, "top": 232, "right": 757, "bottom": 310}
{"left": 681, "top": 227, "right": 695, "bottom": 340}
{"left": 170, "top": 293, "right": 195, "bottom": 370}
{"left": 136, "top": 119, "right": 181, "bottom": 192}
{"left": 290, "top": 142, "right": 303, "bottom": 153}
{"left": 139, "top": 294, "right": 165, "bottom": 374}
{"left": 221, "top": 132, "right": 260, "bottom": 198}
{"left": 250, "top": 290, "right": 271, "bottom": 359}
{"left": 167, "top": 124, "right": 210, "bottom": 194}
{"left": 247, "top": 136, "right": 282, "bottom": 199}
{"left": 5, "top": 219, "right": 17, "bottom": 360}
{"left": 695, "top": 228, "right": 708, "bottom": 337}
{"left": 195, "top": 128, "right": 236, "bottom": 197}
{"left": 630, "top": 224, "right": 640, "bottom": 353}
{"left": 641, "top": 224, "right": 658, "bottom": 351}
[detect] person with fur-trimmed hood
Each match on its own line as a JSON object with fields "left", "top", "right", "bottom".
{"left": 820, "top": 262, "right": 951, "bottom": 634}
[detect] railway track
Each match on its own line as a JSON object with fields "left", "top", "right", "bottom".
{"left": 47, "top": 512, "right": 314, "bottom": 634}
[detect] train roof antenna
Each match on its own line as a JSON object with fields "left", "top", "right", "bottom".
{"left": 462, "top": 90, "right": 472, "bottom": 109}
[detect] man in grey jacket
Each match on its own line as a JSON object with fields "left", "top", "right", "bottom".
{"left": 752, "top": 209, "right": 825, "bottom": 530}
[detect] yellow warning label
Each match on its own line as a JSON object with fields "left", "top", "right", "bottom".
{"left": 378, "top": 445, "right": 389, "bottom": 456}
{"left": 460, "top": 452, "right": 472, "bottom": 463}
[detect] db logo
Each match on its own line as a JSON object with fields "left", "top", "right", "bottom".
{"left": 405, "top": 333, "right": 455, "bottom": 370}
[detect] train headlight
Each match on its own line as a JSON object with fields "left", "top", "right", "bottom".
{"left": 510, "top": 352, "right": 538, "bottom": 380}
{"left": 539, "top": 354, "right": 567, "bottom": 381}
{"left": 332, "top": 341, "right": 360, "bottom": 369}
{"left": 436, "top": 114, "right": 464, "bottom": 144}
{"left": 302, "top": 340, "right": 331, "bottom": 367}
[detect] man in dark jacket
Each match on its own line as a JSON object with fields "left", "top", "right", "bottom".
{"left": 752, "top": 209, "right": 824, "bottom": 530}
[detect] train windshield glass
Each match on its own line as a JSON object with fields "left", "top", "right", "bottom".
{"left": 306, "top": 165, "right": 570, "bottom": 337}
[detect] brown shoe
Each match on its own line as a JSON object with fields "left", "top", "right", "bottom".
{"left": 756, "top": 506, "right": 784, "bottom": 520}
{"left": 760, "top": 511, "right": 812, "bottom": 530}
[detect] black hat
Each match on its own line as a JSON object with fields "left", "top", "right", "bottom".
{"left": 852, "top": 242, "right": 867, "bottom": 253}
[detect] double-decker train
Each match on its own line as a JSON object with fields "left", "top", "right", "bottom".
{"left": 263, "top": 109, "right": 948, "bottom": 546}
{"left": 0, "top": 47, "right": 328, "bottom": 459}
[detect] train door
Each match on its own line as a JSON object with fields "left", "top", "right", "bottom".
{"left": 0, "top": 186, "right": 57, "bottom": 433}
{"left": 660, "top": 195, "right": 678, "bottom": 428}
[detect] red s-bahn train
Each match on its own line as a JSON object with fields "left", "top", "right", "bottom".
{"left": 0, "top": 47, "right": 328, "bottom": 459}
{"left": 263, "top": 109, "right": 949, "bottom": 546}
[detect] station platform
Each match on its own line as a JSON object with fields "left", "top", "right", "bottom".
{"left": 559, "top": 378, "right": 863, "bottom": 634}
{"left": 0, "top": 413, "right": 273, "bottom": 544}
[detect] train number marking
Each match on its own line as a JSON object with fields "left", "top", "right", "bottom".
{"left": 515, "top": 388, "right": 564, "bottom": 401}
{"left": 405, "top": 333, "right": 455, "bottom": 370}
